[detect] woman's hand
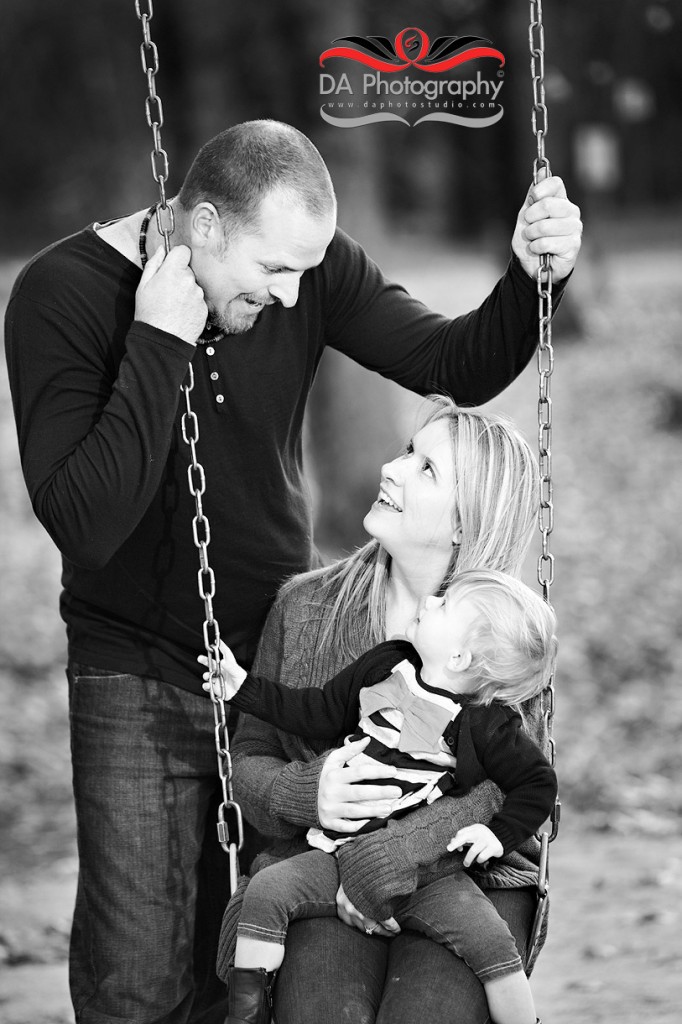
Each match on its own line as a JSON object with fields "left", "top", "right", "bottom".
{"left": 198, "top": 639, "right": 247, "bottom": 699}
{"left": 336, "top": 885, "right": 400, "bottom": 939}
{"left": 317, "top": 737, "right": 402, "bottom": 833}
{"left": 447, "top": 823, "right": 503, "bottom": 867}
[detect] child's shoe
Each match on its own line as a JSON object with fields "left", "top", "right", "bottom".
{"left": 225, "top": 966, "right": 277, "bottom": 1024}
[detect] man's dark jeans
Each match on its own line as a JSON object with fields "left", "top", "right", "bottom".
{"left": 67, "top": 666, "right": 231, "bottom": 1024}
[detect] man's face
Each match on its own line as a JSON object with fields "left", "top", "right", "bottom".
{"left": 190, "top": 190, "right": 336, "bottom": 335}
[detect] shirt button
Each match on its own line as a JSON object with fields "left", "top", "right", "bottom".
{"left": 210, "top": 372, "right": 219, "bottom": 381}
{"left": 216, "top": 394, "right": 224, "bottom": 404}
{"left": 206, "top": 346, "right": 215, "bottom": 356}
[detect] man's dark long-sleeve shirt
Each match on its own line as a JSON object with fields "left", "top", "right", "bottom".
{"left": 5, "top": 225, "right": 563, "bottom": 692}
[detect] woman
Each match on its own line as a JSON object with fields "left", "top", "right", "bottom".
{"left": 222, "top": 397, "right": 547, "bottom": 1023}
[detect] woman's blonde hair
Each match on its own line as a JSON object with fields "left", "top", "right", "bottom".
{"left": 445, "top": 569, "right": 557, "bottom": 707}
{"left": 300, "top": 396, "right": 540, "bottom": 662}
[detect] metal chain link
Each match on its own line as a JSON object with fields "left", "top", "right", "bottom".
{"left": 527, "top": 0, "right": 560, "bottom": 964}
{"left": 134, "top": 0, "right": 243, "bottom": 892}
{"left": 135, "top": 0, "right": 175, "bottom": 247}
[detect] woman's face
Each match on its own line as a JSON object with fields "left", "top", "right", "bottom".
{"left": 363, "top": 418, "right": 459, "bottom": 561}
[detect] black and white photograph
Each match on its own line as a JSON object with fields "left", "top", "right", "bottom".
{"left": 1, "top": 3, "right": 680, "bottom": 1023}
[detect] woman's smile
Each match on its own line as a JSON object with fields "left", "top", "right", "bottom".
{"left": 375, "top": 485, "right": 403, "bottom": 512}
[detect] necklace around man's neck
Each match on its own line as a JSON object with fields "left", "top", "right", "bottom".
{"left": 137, "top": 203, "right": 225, "bottom": 345}
{"left": 138, "top": 204, "right": 156, "bottom": 268}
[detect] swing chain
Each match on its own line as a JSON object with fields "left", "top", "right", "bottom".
{"left": 135, "top": 0, "right": 175, "bottom": 246}
{"left": 134, "top": 0, "right": 243, "bottom": 891}
{"left": 529, "top": 0, "right": 558, "bottom": 807}
{"left": 530, "top": 0, "right": 555, "bottom": 612}
{"left": 527, "top": 0, "right": 560, "bottom": 965}
{"left": 182, "top": 376, "right": 244, "bottom": 893}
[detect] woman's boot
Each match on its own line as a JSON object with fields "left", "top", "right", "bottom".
{"left": 225, "top": 966, "right": 277, "bottom": 1024}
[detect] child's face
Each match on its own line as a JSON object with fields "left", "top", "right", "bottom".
{"left": 406, "top": 589, "right": 479, "bottom": 688}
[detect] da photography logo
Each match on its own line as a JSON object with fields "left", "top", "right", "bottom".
{"left": 319, "top": 27, "right": 505, "bottom": 128}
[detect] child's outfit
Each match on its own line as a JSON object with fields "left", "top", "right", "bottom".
{"left": 226, "top": 638, "right": 557, "bottom": 984}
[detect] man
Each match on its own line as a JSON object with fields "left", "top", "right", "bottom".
{"left": 4, "top": 120, "right": 581, "bottom": 1024}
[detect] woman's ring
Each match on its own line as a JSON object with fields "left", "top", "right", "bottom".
{"left": 365, "top": 924, "right": 377, "bottom": 935}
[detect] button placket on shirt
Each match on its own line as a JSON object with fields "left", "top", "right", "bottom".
{"left": 204, "top": 345, "right": 225, "bottom": 407}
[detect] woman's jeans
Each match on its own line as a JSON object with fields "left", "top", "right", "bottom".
{"left": 67, "top": 666, "right": 232, "bottom": 1024}
{"left": 273, "top": 887, "right": 537, "bottom": 1024}
{"left": 239, "top": 849, "right": 523, "bottom": 982}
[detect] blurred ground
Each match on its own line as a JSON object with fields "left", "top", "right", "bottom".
{"left": 1, "top": 209, "right": 681, "bottom": 1019}
{"left": 2, "top": 830, "right": 680, "bottom": 1023}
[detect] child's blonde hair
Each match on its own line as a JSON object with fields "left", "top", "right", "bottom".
{"left": 447, "top": 569, "right": 557, "bottom": 707}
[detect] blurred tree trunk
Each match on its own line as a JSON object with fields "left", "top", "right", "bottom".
{"left": 301, "top": 3, "right": 411, "bottom": 558}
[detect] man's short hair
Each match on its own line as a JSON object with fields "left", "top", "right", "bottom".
{"left": 177, "top": 120, "right": 336, "bottom": 235}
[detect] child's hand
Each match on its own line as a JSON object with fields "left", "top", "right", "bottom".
{"left": 447, "top": 824, "right": 504, "bottom": 868}
{"left": 198, "top": 640, "right": 247, "bottom": 700}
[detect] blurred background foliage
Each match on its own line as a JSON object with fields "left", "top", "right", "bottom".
{"left": 1, "top": 0, "right": 681, "bottom": 871}
{"left": 1, "top": 0, "right": 681, "bottom": 250}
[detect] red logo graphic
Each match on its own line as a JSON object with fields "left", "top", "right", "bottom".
{"left": 320, "top": 28, "right": 504, "bottom": 75}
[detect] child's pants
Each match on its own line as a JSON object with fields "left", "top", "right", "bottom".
{"left": 236, "top": 849, "right": 523, "bottom": 981}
